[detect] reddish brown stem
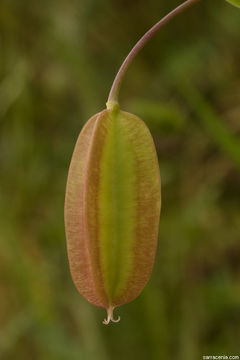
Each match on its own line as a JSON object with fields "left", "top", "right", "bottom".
{"left": 107, "top": 0, "right": 201, "bottom": 110}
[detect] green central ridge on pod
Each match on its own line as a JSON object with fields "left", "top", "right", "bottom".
{"left": 98, "top": 109, "right": 137, "bottom": 302}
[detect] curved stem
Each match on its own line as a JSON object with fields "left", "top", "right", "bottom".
{"left": 107, "top": 0, "right": 201, "bottom": 109}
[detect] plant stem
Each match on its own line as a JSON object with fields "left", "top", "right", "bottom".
{"left": 106, "top": 0, "right": 201, "bottom": 110}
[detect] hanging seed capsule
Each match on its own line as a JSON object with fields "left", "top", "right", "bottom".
{"left": 64, "top": 0, "right": 201, "bottom": 324}
{"left": 64, "top": 105, "right": 161, "bottom": 324}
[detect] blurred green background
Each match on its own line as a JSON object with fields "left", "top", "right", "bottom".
{"left": 0, "top": 0, "right": 240, "bottom": 359}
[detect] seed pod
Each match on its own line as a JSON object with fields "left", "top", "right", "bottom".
{"left": 64, "top": 106, "right": 161, "bottom": 324}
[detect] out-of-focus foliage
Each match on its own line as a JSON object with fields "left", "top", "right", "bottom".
{"left": 0, "top": 0, "right": 240, "bottom": 359}
{"left": 226, "top": 0, "right": 240, "bottom": 9}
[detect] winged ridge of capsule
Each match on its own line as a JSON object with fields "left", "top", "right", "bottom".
{"left": 64, "top": 106, "right": 161, "bottom": 324}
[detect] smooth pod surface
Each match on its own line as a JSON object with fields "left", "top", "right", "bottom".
{"left": 64, "top": 108, "right": 161, "bottom": 323}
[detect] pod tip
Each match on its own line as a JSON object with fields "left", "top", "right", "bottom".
{"left": 103, "top": 306, "right": 120, "bottom": 325}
